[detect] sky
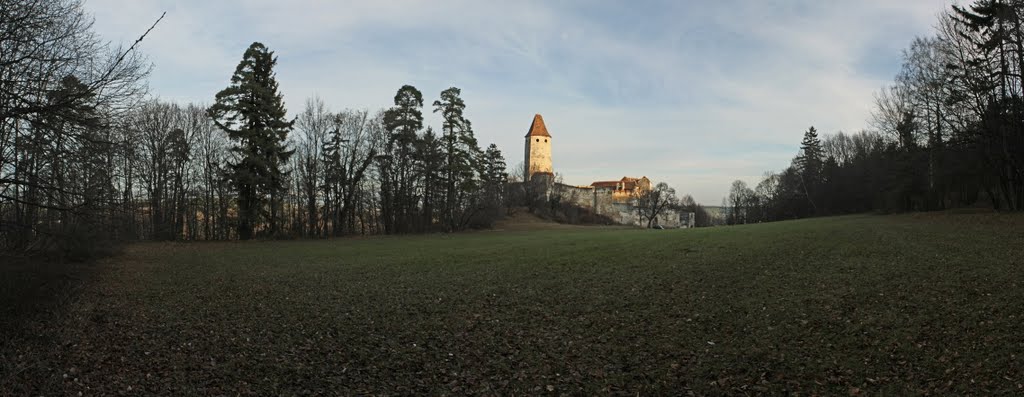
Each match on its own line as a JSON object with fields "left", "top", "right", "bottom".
{"left": 86, "top": 0, "right": 956, "bottom": 205}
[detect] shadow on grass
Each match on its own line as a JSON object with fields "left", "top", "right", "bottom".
{"left": 0, "top": 255, "right": 94, "bottom": 392}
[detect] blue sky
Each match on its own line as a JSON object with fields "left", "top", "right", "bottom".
{"left": 88, "top": 0, "right": 955, "bottom": 204}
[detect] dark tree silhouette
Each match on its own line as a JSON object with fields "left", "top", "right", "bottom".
{"left": 207, "top": 42, "right": 295, "bottom": 239}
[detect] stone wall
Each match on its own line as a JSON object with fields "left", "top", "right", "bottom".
{"left": 551, "top": 183, "right": 694, "bottom": 228}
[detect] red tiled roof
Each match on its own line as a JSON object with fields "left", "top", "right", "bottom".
{"left": 525, "top": 114, "right": 551, "bottom": 137}
{"left": 592, "top": 176, "right": 650, "bottom": 190}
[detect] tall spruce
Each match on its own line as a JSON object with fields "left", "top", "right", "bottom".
{"left": 796, "top": 126, "right": 823, "bottom": 213}
{"left": 208, "top": 42, "right": 294, "bottom": 239}
{"left": 797, "top": 126, "right": 823, "bottom": 176}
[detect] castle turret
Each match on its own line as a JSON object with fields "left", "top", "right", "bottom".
{"left": 524, "top": 114, "right": 552, "bottom": 180}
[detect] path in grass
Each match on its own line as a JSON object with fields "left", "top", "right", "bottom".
{"left": 5, "top": 213, "right": 1024, "bottom": 395}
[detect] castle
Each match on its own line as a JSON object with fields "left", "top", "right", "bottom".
{"left": 523, "top": 114, "right": 693, "bottom": 228}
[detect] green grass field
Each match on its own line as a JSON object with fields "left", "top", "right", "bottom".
{"left": 4, "top": 213, "right": 1024, "bottom": 395}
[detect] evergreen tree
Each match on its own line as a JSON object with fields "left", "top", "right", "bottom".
{"left": 797, "top": 126, "right": 823, "bottom": 177}
{"left": 208, "top": 42, "right": 294, "bottom": 239}
{"left": 480, "top": 143, "right": 508, "bottom": 218}
{"left": 796, "top": 126, "right": 823, "bottom": 214}
{"left": 432, "top": 87, "right": 481, "bottom": 231}
{"left": 380, "top": 85, "right": 424, "bottom": 233}
{"left": 384, "top": 86, "right": 425, "bottom": 143}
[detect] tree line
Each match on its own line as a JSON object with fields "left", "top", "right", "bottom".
{"left": 0, "top": 0, "right": 512, "bottom": 257}
{"left": 724, "top": 0, "right": 1024, "bottom": 224}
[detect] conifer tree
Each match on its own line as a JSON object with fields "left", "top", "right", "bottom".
{"left": 797, "top": 126, "right": 823, "bottom": 178}
{"left": 481, "top": 143, "right": 508, "bottom": 216}
{"left": 208, "top": 42, "right": 294, "bottom": 239}
{"left": 432, "top": 87, "right": 481, "bottom": 231}
{"left": 796, "top": 126, "right": 823, "bottom": 214}
{"left": 380, "top": 85, "right": 424, "bottom": 233}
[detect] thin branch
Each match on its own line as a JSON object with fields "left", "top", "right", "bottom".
{"left": 90, "top": 11, "right": 166, "bottom": 91}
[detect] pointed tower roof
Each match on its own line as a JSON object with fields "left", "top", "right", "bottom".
{"left": 525, "top": 114, "right": 551, "bottom": 138}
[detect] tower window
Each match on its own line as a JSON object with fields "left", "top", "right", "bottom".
{"left": 536, "top": 138, "right": 540, "bottom": 142}
{"left": 544, "top": 139, "right": 548, "bottom": 142}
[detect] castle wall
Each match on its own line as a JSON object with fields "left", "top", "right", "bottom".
{"left": 595, "top": 189, "right": 616, "bottom": 216}
{"left": 605, "top": 205, "right": 690, "bottom": 228}
{"left": 555, "top": 184, "right": 595, "bottom": 209}
{"left": 551, "top": 184, "right": 693, "bottom": 228}
{"left": 610, "top": 202, "right": 640, "bottom": 226}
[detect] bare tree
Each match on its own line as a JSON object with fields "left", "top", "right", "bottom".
{"left": 727, "top": 180, "right": 754, "bottom": 225}
{"left": 193, "top": 104, "right": 229, "bottom": 240}
{"left": 132, "top": 100, "right": 180, "bottom": 240}
{"left": 0, "top": 0, "right": 159, "bottom": 253}
{"left": 635, "top": 182, "right": 678, "bottom": 228}
{"left": 322, "top": 110, "right": 380, "bottom": 236}
{"left": 295, "top": 96, "right": 331, "bottom": 237}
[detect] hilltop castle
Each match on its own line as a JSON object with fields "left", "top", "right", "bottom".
{"left": 522, "top": 114, "right": 692, "bottom": 228}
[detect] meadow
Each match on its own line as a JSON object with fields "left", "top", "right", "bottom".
{"left": 3, "top": 213, "right": 1024, "bottom": 395}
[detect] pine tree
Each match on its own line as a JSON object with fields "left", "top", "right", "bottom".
{"left": 207, "top": 42, "right": 294, "bottom": 239}
{"left": 381, "top": 85, "right": 424, "bottom": 233}
{"left": 384, "top": 85, "right": 424, "bottom": 144}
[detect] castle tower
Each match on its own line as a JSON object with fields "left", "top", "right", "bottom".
{"left": 524, "top": 114, "right": 552, "bottom": 180}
